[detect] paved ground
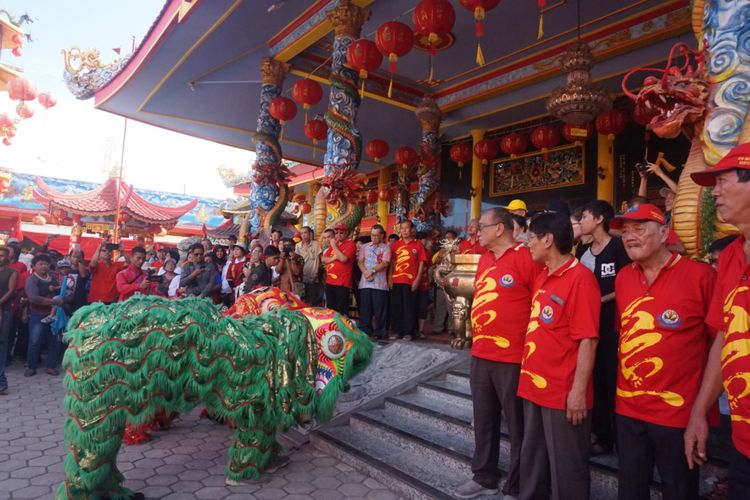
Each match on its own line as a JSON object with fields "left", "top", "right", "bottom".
{"left": 0, "top": 363, "right": 403, "bottom": 500}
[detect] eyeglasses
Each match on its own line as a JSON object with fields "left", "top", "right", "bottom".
{"left": 478, "top": 223, "right": 499, "bottom": 231}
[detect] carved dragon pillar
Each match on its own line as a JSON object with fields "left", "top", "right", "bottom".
{"left": 249, "top": 57, "right": 292, "bottom": 238}
{"left": 315, "top": 0, "right": 369, "bottom": 233}
{"left": 412, "top": 96, "right": 446, "bottom": 232}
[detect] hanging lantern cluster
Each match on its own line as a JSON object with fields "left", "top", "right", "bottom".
{"left": 530, "top": 124, "right": 560, "bottom": 159}
{"left": 449, "top": 142, "right": 472, "bottom": 178}
{"left": 375, "top": 21, "right": 414, "bottom": 98}
{"left": 346, "top": 38, "right": 383, "bottom": 98}
{"left": 10, "top": 33, "right": 23, "bottom": 57}
{"left": 546, "top": 40, "right": 612, "bottom": 126}
{"left": 459, "top": 0, "right": 501, "bottom": 66}
{"left": 0, "top": 113, "right": 16, "bottom": 146}
{"left": 366, "top": 139, "right": 389, "bottom": 163}
{"left": 500, "top": 132, "right": 528, "bottom": 158}
{"left": 291, "top": 78, "right": 323, "bottom": 123}
{"left": 2, "top": 77, "right": 57, "bottom": 145}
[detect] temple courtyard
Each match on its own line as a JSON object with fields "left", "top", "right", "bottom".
{"left": 0, "top": 363, "right": 403, "bottom": 500}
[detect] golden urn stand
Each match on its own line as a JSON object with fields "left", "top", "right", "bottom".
{"left": 435, "top": 242, "right": 479, "bottom": 350}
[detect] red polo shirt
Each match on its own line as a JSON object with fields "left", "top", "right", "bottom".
{"left": 471, "top": 243, "right": 545, "bottom": 364}
{"left": 391, "top": 240, "right": 428, "bottom": 285}
{"left": 88, "top": 260, "right": 126, "bottom": 303}
{"left": 518, "top": 257, "right": 600, "bottom": 410}
{"left": 323, "top": 239, "right": 357, "bottom": 288}
{"left": 459, "top": 238, "right": 486, "bottom": 255}
{"left": 615, "top": 253, "right": 716, "bottom": 428}
{"left": 706, "top": 235, "right": 750, "bottom": 457}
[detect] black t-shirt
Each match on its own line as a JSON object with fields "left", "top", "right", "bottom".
{"left": 575, "top": 237, "right": 631, "bottom": 332}
{"left": 246, "top": 262, "right": 272, "bottom": 290}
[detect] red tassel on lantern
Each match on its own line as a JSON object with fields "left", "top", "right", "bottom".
{"left": 459, "top": 0, "right": 501, "bottom": 66}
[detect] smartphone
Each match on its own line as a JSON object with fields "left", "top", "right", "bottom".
{"left": 105, "top": 243, "right": 119, "bottom": 251}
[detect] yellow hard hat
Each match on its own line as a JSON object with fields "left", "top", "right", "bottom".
{"left": 507, "top": 199, "right": 527, "bottom": 211}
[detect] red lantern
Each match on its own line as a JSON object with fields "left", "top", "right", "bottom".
{"left": 346, "top": 39, "right": 383, "bottom": 98}
{"left": 11, "top": 34, "right": 22, "bottom": 46}
{"left": 449, "top": 142, "right": 472, "bottom": 179}
{"left": 303, "top": 118, "right": 328, "bottom": 142}
{"left": 413, "top": 0, "right": 456, "bottom": 54}
{"left": 375, "top": 21, "right": 414, "bottom": 98}
{"left": 395, "top": 146, "right": 418, "bottom": 168}
{"left": 268, "top": 97, "right": 297, "bottom": 124}
{"left": 595, "top": 109, "right": 628, "bottom": 139}
{"left": 500, "top": 132, "right": 528, "bottom": 158}
{"left": 16, "top": 103, "right": 33, "bottom": 120}
{"left": 366, "top": 139, "right": 389, "bottom": 162}
{"left": 474, "top": 139, "right": 499, "bottom": 165}
{"left": 0, "top": 113, "right": 12, "bottom": 129}
{"left": 291, "top": 79, "right": 323, "bottom": 123}
{"left": 7, "top": 77, "right": 37, "bottom": 102}
{"left": 2, "top": 138, "right": 11, "bottom": 146}
{"left": 38, "top": 92, "right": 57, "bottom": 110}
{"left": 459, "top": 0, "right": 501, "bottom": 65}
{"left": 631, "top": 102, "right": 656, "bottom": 127}
{"left": 378, "top": 188, "right": 393, "bottom": 202}
{"left": 530, "top": 124, "right": 560, "bottom": 158}
{"left": 366, "top": 189, "right": 379, "bottom": 205}
{"left": 5, "top": 125, "right": 16, "bottom": 138}
{"left": 299, "top": 202, "right": 312, "bottom": 215}
{"left": 12, "top": 47, "right": 22, "bottom": 57}
{"left": 562, "top": 123, "right": 593, "bottom": 144}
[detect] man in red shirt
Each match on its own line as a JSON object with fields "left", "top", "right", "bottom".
{"left": 454, "top": 208, "right": 544, "bottom": 499}
{"left": 388, "top": 220, "right": 427, "bottom": 341}
{"left": 685, "top": 142, "right": 750, "bottom": 499}
{"left": 458, "top": 219, "right": 486, "bottom": 254}
{"left": 610, "top": 204, "right": 715, "bottom": 500}
{"left": 115, "top": 246, "right": 150, "bottom": 301}
{"left": 518, "top": 211, "right": 600, "bottom": 500}
{"left": 88, "top": 240, "right": 127, "bottom": 304}
{"left": 321, "top": 224, "right": 357, "bottom": 316}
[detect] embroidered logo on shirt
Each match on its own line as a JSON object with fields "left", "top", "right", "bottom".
{"left": 657, "top": 309, "right": 682, "bottom": 329}
{"left": 601, "top": 262, "right": 616, "bottom": 277}
{"left": 411, "top": 249, "right": 417, "bottom": 254}
{"left": 499, "top": 274, "right": 515, "bottom": 288}
{"left": 541, "top": 305, "right": 555, "bottom": 324}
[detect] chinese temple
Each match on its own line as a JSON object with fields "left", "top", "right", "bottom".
{"left": 62, "top": 0, "right": 714, "bottom": 249}
{"left": 0, "top": 16, "right": 23, "bottom": 91}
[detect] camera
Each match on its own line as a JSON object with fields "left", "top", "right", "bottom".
{"left": 283, "top": 247, "right": 292, "bottom": 256}
{"left": 105, "top": 242, "right": 120, "bottom": 251}
{"left": 634, "top": 160, "right": 650, "bottom": 173}
{"left": 147, "top": 274, "right": 163, "bottom": 283}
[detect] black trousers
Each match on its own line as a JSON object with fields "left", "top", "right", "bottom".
{"left": 616, "top": 415, "right": 698, "bottom": 500}
{"left": 729, "top": 449, "right": 750, "bottom": 500}
{"left": 324, "top": 284, "right": 350, "bottom": 316}
{"left": 389, "top": 284, "right": 416, "bottom": 338}
{"left": 592, "top": 326, "right": 619, "bottom": 450}
{"left": 520, "top": 400, "right": 591, "bottom": 500}
{"left": 358, "top": 288, "right": 388, "bottom": 338}
{"left": 470, "top": 357, "right": 523, "bottom": 496}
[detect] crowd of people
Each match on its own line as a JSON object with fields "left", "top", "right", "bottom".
{"left": 1, "top": 141, "right": 749, "bottom": 499}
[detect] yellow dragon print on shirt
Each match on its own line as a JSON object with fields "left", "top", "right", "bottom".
{"left": 392, "top": 246, "right": 415, "bottom": 281}
{"left": 721, "top": 285, "right": 750, "bottom": 425}
{"left": 617, "top": 295, "right": 684, "bottom": 407}
{"left": 520, "top": 295, "right": 548, "bottom": 389}
{"left": 470, "top": 266, "right": 509, "bottom": 349}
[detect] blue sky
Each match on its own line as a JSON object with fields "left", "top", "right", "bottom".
{"left": 0, "top": 0, "right": 252, "bottom": 200}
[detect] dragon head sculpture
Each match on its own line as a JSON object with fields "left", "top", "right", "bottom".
{"left": 622, "top": 43, "right": 709, "bottom": 139}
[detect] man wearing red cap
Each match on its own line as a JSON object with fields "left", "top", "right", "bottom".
{"left": 611, "top": 204, "right": 715, "bottom": 500}
{"left": 321, "top": 224, "right": 356, "bottom": 316}
{"left": 685, "top": 142, "right": 750, "bottom": 499}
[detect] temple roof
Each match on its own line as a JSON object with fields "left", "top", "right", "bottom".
{"left": 33, "top": 176, "right": 198, "bottom": 225}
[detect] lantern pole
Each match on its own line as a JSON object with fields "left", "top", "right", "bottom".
{"left": 470, "top": 129, "right": 485, "bottom": 220}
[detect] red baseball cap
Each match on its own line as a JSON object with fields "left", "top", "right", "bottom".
{"left": 610, "top": 203, "right": 667, "bottom": 229}
{"left": 691, "top": 141, "right": 750, "bottom": 186}
{"left": 333, "top": 223, "right": 348, "bottom": 231}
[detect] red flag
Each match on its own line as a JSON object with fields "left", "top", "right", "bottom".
{"left": 11, "top": 216, "right": 23, "bottom": 241}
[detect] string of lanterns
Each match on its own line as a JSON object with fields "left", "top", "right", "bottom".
{"left": 1, "top": 77, "right": 57, "bottom": 146}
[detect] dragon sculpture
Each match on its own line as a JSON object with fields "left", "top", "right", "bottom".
{"left": 412, "top": 96, "right": 449, "bottom": 232}
{"left": 56, "top": 296, "right": 373, "bottom": 500}
{"left": 314, "top": 0, "right": 369, "bottom": 235}
{"left": 61, "top": 47, "right": 130, "bottom": 100}
{"left": 622, "top": 0, "right": 748, "bottom": 255}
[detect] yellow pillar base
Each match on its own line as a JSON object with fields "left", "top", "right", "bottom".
{"left": 470, "top": 129, "right": 486, "bottom": 220}
{"left": 596, "top": 133, "right": 614, "bottom": 204}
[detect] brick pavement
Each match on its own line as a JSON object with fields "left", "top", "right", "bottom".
{"left": 0, "top": 364, "right": 403, "bottom": 499}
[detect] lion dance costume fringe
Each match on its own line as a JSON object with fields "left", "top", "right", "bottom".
{"left": 56, "top": 296, "right": 373, "bottom": 499}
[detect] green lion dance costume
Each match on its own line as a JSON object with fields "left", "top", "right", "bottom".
{"left": 56, "top": 296, "right": 373, "bottom": 500}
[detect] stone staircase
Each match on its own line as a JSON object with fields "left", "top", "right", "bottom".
{"left": 311, "top": 362, "right": 730, "bottom": 500}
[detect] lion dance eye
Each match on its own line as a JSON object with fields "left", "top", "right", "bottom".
{"left": 321, "top": 330, "right": 347, "bottom": 360}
